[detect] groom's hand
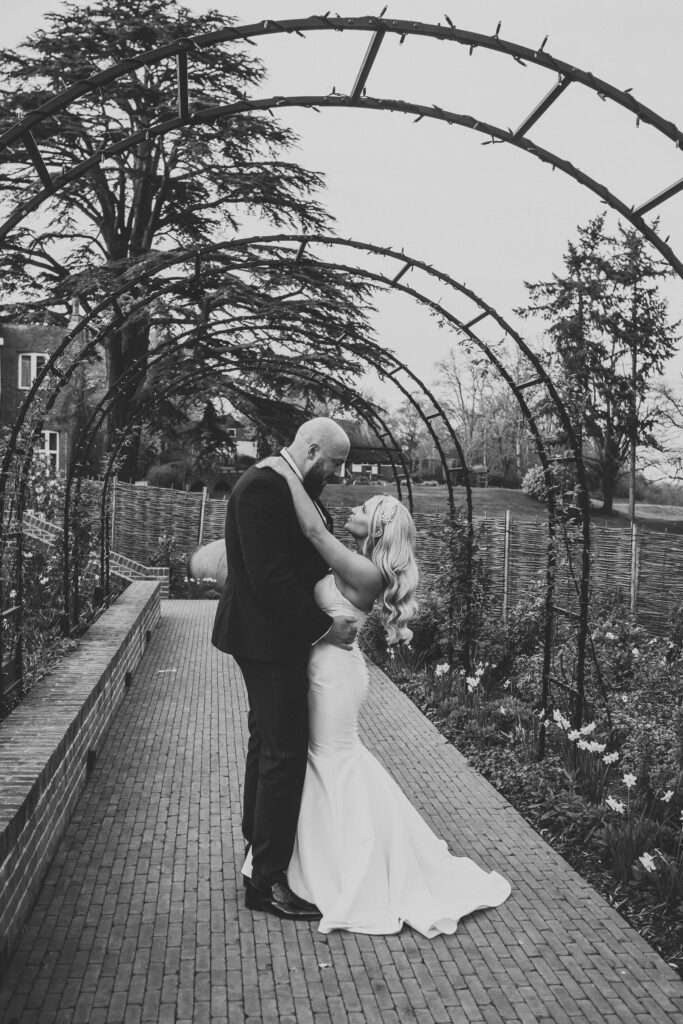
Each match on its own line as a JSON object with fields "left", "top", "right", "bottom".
{"left": 325, "top": 615, "right": 358, "bottom": 651}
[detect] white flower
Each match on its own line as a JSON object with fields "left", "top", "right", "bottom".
{"left": 568, "top": 729, "right": 581, "bottom": 742}
{"left": 552, "top": 709, "right": 570, "bottom": 730}
{"left": 603, "top": 752, "right": 619, "bottom": 765}
{"left": 631, "top": 648, "right": 640, "bottom": 659}
{"left": 605, "top": 796, "right": 625, "bottom": 814}
{"left": 434, "top": 663, "right": 450, "bottom": 678}
{"left": 580, "top": 722, "right": 596, "bottom": 735}
{"left": 605, "top": 631, "right": 616, "bottom": 640}
{"left": 466, "top": 676, "right": 479, "bottom": 692}
{"left": 499, "top": 705, "right": 506, "bottom": 715}
{"left": 638, "top": 852, "right": 656, "bottom": 873}
{"left": 623, "top": 773, "right": 637, "bottom": 789}
{"left": 661, "top": 790, "right": 674, "bottom": 803}
{"left": 577, "top": 740, "right": 606, "bottom": 753}
{"left": 39, "top": 576, "right": 49, "bottom": 585}
{"left": 502, "top": 680, "right": 510, "bottom": 690}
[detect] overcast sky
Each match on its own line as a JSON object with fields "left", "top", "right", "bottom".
{"left": 5, "top": 1, "right": 683, "bottom": 432}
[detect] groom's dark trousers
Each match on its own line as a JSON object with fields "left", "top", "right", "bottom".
{"left": 211, "top": 464, "right": 333, "bottom": 889}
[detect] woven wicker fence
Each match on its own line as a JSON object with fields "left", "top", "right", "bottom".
{"left": 111, "top": 481, "right": 683, "bottom": 633}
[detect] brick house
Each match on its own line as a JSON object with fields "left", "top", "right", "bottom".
{"left": 0, "top": 312, "right": 105, "bottom": 474}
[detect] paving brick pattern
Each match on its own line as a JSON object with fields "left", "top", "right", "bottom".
{"left": 1, "top": 600, "right": 682, "bottom": 1023}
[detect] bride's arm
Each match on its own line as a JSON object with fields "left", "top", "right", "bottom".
{"left": 261, "top": 458, "right": 382, "bottom": 594}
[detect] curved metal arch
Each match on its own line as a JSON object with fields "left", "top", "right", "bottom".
{"left": 2, "top": 17, "right": 681, "bottom": 149}
{"left": 1, "top": 228, "right": 600, "bottom": 718}
{"left": 2, "top": 232, "right": 572, "bottom": 688}
{"left": 129, "top": 231, "right": 599, "bottom": 720}
{"left": 152, "top": 235, "right": 582, "bottom": 713}
{"left": 1, "top": 16, "right": 682, "bottom": 286}
{"left": 196, "top": 94, "right": 683, "bottom": 281}
{"left": 1, "top": 17, "right": 667, "bottom": 724}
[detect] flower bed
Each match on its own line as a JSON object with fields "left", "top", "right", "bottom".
{"left": 359, "top": 518, "right": 683, "bottom": 976}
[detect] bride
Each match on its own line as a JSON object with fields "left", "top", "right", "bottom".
{"left": 245, "top": 459, "right": 511, "bottom": 936}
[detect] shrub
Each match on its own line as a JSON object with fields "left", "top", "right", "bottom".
{"left": 521, "top": 466, "right": 548, "bottom": 503}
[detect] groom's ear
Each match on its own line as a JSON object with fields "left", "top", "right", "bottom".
{"left": 307, "top": 442, "right": 319, "bottom": 458}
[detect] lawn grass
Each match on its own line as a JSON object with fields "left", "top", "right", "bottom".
{"left": 326, "top": 484, "right": 683, "bottom": 535}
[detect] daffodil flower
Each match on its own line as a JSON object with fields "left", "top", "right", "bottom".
{"left": 552, "top": 709, "right": 570, "bottom": 730}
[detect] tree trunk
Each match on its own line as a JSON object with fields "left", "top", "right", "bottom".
{"left": 600, "top": 445, "right": 621, "bottom": 514}
{"left": 103, "top": 318, "right": 152, "bottom": 481}
{"left": 628, "top": 293, "right": 638, "bottom": 525}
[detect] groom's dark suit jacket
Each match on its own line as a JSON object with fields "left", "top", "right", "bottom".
{"left": 211, "top": 464, "right": 334, "bottom": 663}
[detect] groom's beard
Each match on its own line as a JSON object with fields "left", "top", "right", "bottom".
{"left": 303, "top": 463, "right": 327, "bottom": 498}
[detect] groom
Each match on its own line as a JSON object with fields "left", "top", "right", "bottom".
{"left": 211, "top": 417, "right": 357, "bottom": 920}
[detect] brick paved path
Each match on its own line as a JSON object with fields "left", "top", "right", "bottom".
{"left": 1, "top": 600, "right": 682, "bottom": 1024}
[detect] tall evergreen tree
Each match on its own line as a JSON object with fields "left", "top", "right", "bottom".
{"left": 0, "top": 0, "right": 374, "bottom": 477}
{"left": 518, "top": 215, "right": 679, "bottom": 513}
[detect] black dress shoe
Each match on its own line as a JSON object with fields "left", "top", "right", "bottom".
{"left": 245, "top": 876, "right": 322, "bottom": 920}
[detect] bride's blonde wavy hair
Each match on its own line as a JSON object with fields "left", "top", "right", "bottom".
{"left": 362, "top": 495, "right": 418, "bottom": 645}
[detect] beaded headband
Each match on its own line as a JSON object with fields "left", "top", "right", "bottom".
{"left": 368, "top": 496, "right": 402, "bottom": 539}
{"left": 378, "top": 496, "right": 401, "bottom": 527}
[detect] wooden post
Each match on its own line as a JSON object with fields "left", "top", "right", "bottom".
{"left": 629, "top": 520, "right": 640, "bottom": 615}
{"left": 502, "top": 510, "right": 512, "bottom": 622}
{"left": 110, "top": 480, "right": 117, "bottom": 551}
{"left": 197, "top": 486, "right": 209, "bottom": 546}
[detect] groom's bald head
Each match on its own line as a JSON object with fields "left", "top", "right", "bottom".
{"left": 287, "top": 417, "right": 350, "bottom": 496}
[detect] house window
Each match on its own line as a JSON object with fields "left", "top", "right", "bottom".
{"left": 18, "top": 352, "right": 48, "bottom": 389}
{"left": 226, "top": 428, "right": 237, "bottom": 438}
{"left": 42, "top": 431, "right": 59, "bottom": 471}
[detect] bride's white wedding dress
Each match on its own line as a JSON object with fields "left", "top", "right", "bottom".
{"left": 278, "top": 572, "right": 511, "bottom": 936}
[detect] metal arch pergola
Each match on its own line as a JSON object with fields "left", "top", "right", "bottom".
{"left": 1, "top": 15, "right": 682, "bottom": 269}
{"left": 3, "top": 232, "right": 581, "bottom": 713}
{"left": 1, "top": 16, "right": 682, "bottom": 728}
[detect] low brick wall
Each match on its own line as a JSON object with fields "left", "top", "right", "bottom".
{"left": 109, "top": 551, "right": 170, "bottom": 598}
{"left": 0, "top": 581, "right": 161, "bottom": 967}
